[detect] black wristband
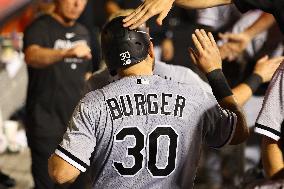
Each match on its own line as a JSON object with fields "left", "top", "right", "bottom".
{"left": 244, "top": 73, "right": 263, "bottom": 93}
{"left": 206, "top": 69, "right": 233, "bottom": 100}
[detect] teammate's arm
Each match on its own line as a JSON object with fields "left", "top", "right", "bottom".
{"left": 232, "top": 55, "right": 283, "bottom": 106}
{"left": 123, "top": 0, "right": 232, "bottom": 29}
{"left": 232, "top": 84, "right": 253, "bottom": 107}
{"left": 261, "top": 136, "right": 284, "bottom": 178}
{"left": 219, "top": 13, "right": 275, "bottom": 61}
{"left": 48, "top": 93, "right": 99, "bottom": 184}
{"left": 24, "top": 45, "right": 67, "bottom": 68}
{"left": 218, "top": 96, "right": 248, "bottom": 144}
{"left": 221, "top": 13, "right": 275, "bottom": 44}
{"left": 189, "top": 29, "right": 249, "bottom": 144}
{"left": 48, "top": 154, "right": 80, "bottom": 184}
{"left": 24, "top": 43, "right": 91, "bottom": 68}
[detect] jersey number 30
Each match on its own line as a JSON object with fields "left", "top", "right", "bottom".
{"left": 113, "top": 126, "right": 178, "bottom": 177}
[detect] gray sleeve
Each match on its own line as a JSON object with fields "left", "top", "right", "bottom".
{"left": 55, "top": 92, "right": 101, "bottom": 172}
{"left": 202, "top": 94, "right": 237, "bottom": 148}
{"left": 255, "top": 63, "right": 284, "bottom": 141}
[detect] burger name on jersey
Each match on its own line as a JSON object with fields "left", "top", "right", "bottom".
{"left": 106, "top": 93, "right": 186, "bottom": 120}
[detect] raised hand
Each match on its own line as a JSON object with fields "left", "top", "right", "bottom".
{"left": 253, "top": 55, "right": 284, "bottom": 83}
{"left": 218, "top": 32, "right": 252, "bottom": 61}
{"left": 123, "top": 0, "right": 174, "bottom": 29}
{"left": 189, "top": 29, "right": 222, "bottom": 74}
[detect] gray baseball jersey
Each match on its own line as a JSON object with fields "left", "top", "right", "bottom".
{"left": 85, "top": 60, "right": 211, "bottom": 93}
{"left": 255, "top": 61, "right": 284, "bottom": 141}
{"left": 55, "top": 75, "right": 236, "bottom": 189}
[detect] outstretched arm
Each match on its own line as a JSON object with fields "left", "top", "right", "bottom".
{"left": 123, "top": 0, "right": 232, "bottom": 29}
{"left": 25, "top": 43, "right": 92, "bottom": 68}
{"left": 219, "top": 13, "right": 275, "bottom": 61}
{"left": 189, "top": 29, "right": 249, "bottom": 144}
{"left": 232, "top": 55, "right": 283, "bottom": 106}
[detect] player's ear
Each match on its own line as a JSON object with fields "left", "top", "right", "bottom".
{"left": 149, "top": 42, "right": 154, "bottom": 58}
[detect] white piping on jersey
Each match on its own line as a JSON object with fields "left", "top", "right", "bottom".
{"left": 55, "top": 149, "right": 87, "bottom": 172}
{"left": 255, "top": 127, "right": 280, "bottom": 141}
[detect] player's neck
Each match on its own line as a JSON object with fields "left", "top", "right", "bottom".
{"left": 119, "top": 60, "right": 153, "bottom": 77}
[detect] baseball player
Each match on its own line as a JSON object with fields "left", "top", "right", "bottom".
{"left": 48, "top": 17, "right": 248, "bottom": 188}
{"left": 254, "top": 62, "right": 284, "bottom": 179}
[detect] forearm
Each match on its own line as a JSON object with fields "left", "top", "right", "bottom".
{"left": 175, "top": 0, "right": 232, "bottom": 9}
{"left": 190, "top": 29, "right": 249, "bottom": 144}
{"left": 262, "top": 137, "right": 284, "bottom": 178}
{"left": 244, "top": 12, "right": 275, "bottom": 39}
{"left": 48, "top": 154, "right": 80, "bottom": 185}
{"left": 232, "top": 84, "right": 253, "bottom": 107}
{"left": 206, "top": 69, "right": 249, "bottom": 144}
{"left": 218, "top": 96, "right": 249, "bottom": 144}
{"left": 25, "top": 45, "right": 66, "bottom": 68}
{"left": 232, "top": 73, "right": 263, "bottom": 106}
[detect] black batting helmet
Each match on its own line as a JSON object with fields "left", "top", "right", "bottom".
{"left": 101, "top": 16, "right": 151, "bottom": 75}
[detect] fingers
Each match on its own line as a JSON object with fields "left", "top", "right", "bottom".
{"left": 194, "top": 29, "right": 217, "bottom": 51}
{"left": 219, "top": 33, "right": 236, "bottom": 40}
{"left": 129, "top": 10, "right": 152, "bottom": 29}
{"left": 192, "top": 29, "right": 215, "bottom": 53}
{"left": 218, "top": 33, "right": 228, "bottom": 39}
{"left": 219, "top": 42, "right": 242, "bottom": 61}
{"left": 188, "top": 48, "right": 198, "bottom": 65}
{"left": 195, "top": 29, "right": 210, "bottom": 49}
{"left": 192, "top": 34, "right": 203, "bottom": 53}
{"left": 127, "top": 7, "right": 149, "bottom": 29}
{"left": 219, "top": 44, "right": 238, "bottom": 61}
{"left": 156, "top": 7, "right": 171, "bottom": 26}
{"left": 123, "top": 5, "right": 144, "bottom": 27}
{"left": 208, "top": 32, "right": 218, "bottom": 49}
{"left": 123, "top": 3, "right": 156, "bottom": 29}
{"left": 190, "top": 29, "right": 222, "bottom": 73}
{"left": 200, "top": 29, "right": 211, "bottom": 45}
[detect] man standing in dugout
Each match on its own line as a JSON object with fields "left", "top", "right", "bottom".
{"left": 23, "top": 0, "right": 92, "bottom": 188}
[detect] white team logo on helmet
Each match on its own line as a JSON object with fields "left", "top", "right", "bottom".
{"left": 120, "top": 51, "right": 131, "bottom": 65}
